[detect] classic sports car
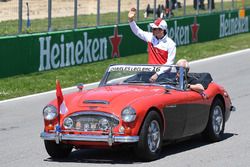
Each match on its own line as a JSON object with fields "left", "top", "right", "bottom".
{"left": 40, "top": 64, "right": 235, "bottom": 161}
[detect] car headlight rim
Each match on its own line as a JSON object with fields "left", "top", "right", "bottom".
{"left": 121, "top": 106, "right": 136, "bottom": 122}
{"left": 63, "top": 117, "right": 74, "bottom": 129}
{"left": 99, "top": 118, "right": 109, "bottom": 130}
{"left": 43, "top": 105, "right": 58, "bottom": 121}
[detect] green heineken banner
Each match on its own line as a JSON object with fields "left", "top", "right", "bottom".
{"left": 0, "top": 9, "right": 249, "bottom": 78}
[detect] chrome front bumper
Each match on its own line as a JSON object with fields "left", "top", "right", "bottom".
{"left": 40, "top": 132, "right": 139, "bottom": 146}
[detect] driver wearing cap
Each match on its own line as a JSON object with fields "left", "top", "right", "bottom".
{"left": 128, "top": 8, "right": 176, "bottom": 82}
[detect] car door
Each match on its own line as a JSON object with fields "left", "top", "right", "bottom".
{"left": 182, "top": 90, "right": 210, "bottom": 137}
{"left": 162, "top": 91, "right": 189, "bottom": 140}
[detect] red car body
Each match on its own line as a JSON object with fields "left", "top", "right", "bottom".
{"left": 41, "top": 64, "right": 234, "bottom": 161}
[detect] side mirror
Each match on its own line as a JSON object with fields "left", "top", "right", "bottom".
{"left": 77, "top": 83, "right": 84, "bottom": 92}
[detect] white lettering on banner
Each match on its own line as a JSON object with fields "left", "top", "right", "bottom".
{"left": 51, "top": 43, "right": 60, "bottom": 69}
{"left": 66, "top": 42, "right": 75, "bottom": 67}
{"left": 39, "top": 32, "right": 108, "bottom": 71}
{"left": 83, "top": 32, "right": 92, "bottom": 63}
{"left": 168, "top": 21, "right": 190, "bottom": 46}
{"left": 220, "top": 13, "right": 249, "bottom": 38}
{"left": 75, "top": 40, "right": 83, "bottom": 64}
{"left": 60, "top": 35, "right": 65, "bottom": 68}
{"left": 92, "top": 38, "right": 99, "bottom": 61}
{"left": 39, "top": 36, "right": 51, "bottom": 71}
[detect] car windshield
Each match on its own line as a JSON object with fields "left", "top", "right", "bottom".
{"left": 99, "top": 64, "right": 186, "bottom": 90}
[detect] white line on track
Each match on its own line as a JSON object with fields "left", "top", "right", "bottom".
{"left": 0, "top": 81, "right": 99, "bottom": 104}
{"left": 1, "top": 48, "right": 250, "bottom": 104}
{"left": 190, "top": 48, "right": 250, "bottom": 64}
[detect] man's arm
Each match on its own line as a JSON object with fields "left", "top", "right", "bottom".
{"left": 128, "top": 8, "right": 152, "bottom": 42}
{"left": 129, "top": 21, "right": 152, "bottom": 42}
{"left": 164, "top": 40, "right": 176, "bottom": 66}
{"left": 187, "top": 83, "right": 205, "bottom": 93}
{"left": 128, "top": 7, "right": 136, "bottom": 22}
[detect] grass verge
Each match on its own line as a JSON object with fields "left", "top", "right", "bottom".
{"left": 0, "top": 32, "right": 250, "bottom": 100}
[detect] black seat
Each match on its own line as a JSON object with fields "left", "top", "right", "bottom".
{"left": 188, "top": 73, "right": 213, "bottom": 89}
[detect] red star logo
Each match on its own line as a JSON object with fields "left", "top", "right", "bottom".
{"left": 190, "top": 17, "right": 200, "bottom": 42}
{"left": 109, "top": 26, "right": 122, "bottom": 58}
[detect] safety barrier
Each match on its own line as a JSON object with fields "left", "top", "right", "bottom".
{"left": 0, "top": 9, "right": 249, "bottom": 78}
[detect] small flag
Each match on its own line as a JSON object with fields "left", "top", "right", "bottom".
{"left": 55, "top": 124, "right": 61, "bottom": 133}
{"left": 56, "top": 80, "right": 68, "bottom": 114}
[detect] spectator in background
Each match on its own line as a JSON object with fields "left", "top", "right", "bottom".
{"left": 208, "top": 0, "right": 215, "bottom": 10}
{"left": 193, "top": 0, "right": 205, "bottom": 10}
{"left": 128, "top": 7, "right": 176, "bottom": 82}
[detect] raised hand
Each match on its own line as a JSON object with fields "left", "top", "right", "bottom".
{"left": 128, "top": 7, "right": 136, "bottom": 22}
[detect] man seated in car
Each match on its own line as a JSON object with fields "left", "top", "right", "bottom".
{"left": 176, "top": 59, "right": 212, "bottom": 93}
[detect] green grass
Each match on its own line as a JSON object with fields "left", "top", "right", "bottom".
{"left": 0, "top": 0, "right": 249, "bottom": 36}
{"left": 0, "top": 32, "right": 250, "bottom": 100}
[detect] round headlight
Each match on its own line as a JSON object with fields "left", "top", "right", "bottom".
{"left": 121, "top": 106, "right": 136, "bottom": 122}
{"left": 43, "top": 105, "right": 58, "bottom": 120}
{"left": 99, "top": 118, "right": 109, "bottom": 130}
{"left": 63, "top": 117, "right": 73, "bottom": 129}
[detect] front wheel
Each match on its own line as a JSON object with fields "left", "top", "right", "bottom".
{"left": 134, "top": 111, "right": 163, "bottom": 161}
{"left": 44, "top": 140, "right": 73, "bottom": 159}
{"left": 203, "top": 98, "right": 225, "bottom": 142}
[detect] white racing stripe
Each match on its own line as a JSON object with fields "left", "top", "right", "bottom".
{"left": 0, "top": 48, "right": 250, "bottom": 104}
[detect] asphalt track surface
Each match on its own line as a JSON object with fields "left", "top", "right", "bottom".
{"left": 0, "top": 49, "right": 250, "bottom": 167}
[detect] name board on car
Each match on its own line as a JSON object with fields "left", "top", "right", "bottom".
{"left": 108, "top": 65, "right": 162, "bottom": 72}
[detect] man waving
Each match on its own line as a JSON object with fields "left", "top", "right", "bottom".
{"left": 128, "top": 8, "right": 176, "bottom": 82}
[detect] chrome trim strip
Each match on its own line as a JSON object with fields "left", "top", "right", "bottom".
{"left": 40, "top": 132, "right": 139, "bottom": 143}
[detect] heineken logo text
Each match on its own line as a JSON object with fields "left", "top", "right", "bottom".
{"left": 39, "top": 33, "right": 108, "bottom": 71}
{"left": 220, "top": 13, "right": 249, "bottom": 38}
{"left": 168, "top": 21, "right": 190, "bottom": 46}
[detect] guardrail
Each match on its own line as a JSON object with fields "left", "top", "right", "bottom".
{"left": 0, "top": 0, "right": 249, "bottom": 36}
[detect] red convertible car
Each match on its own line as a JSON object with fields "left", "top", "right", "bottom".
{"left": 40, "top": 64, "right": 235, "bottom": 161}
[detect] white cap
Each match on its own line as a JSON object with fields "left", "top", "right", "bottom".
{"left": 149, "top": 18, "right": 168, "bottom": 30}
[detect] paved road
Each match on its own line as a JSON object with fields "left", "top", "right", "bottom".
{"left": 0, "top": 49, "right": 250, "bottom": 167}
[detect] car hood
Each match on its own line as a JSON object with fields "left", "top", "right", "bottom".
{"left": 64, "top": 85, "right": 165, "bottom": 114}
{"left": 80, "top": 85, "right": 164, "bottom": 105}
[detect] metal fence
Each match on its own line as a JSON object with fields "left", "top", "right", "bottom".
{"left": 0, "top": 0, "right": 248, "bottom": 36}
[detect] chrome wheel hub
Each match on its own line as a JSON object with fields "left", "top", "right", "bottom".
{"left": 147, "top": 120, "right": 160, "bottom": 153}
{"left": 212, "top": 106, "right": 223, "bottom": 135}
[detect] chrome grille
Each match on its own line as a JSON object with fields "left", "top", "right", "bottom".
{"left": 64, "top": 112, "right": 119, "bottom": 131}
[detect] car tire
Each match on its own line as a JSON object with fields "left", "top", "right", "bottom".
{"left": 44, "top": 140, "right": 73, "bottom": 159}
{"left": 135, "top": 110, "right": 163, "bottom": 161}
{"left": 203, "top": 98, "right": 225, "bottom": 142}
